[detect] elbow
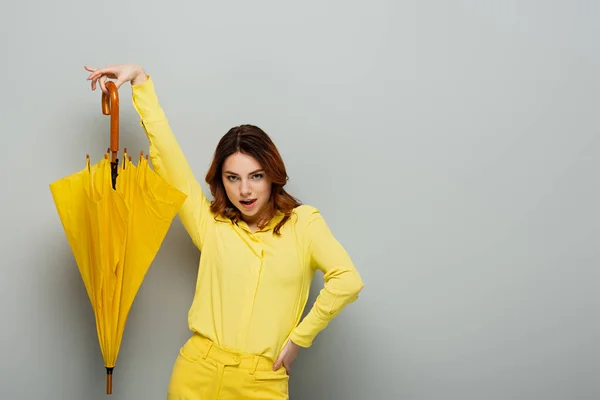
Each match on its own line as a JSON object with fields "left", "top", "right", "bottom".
{"left": 325, "top": 270, "right": 365, "bottom": 317}
{"left": 336, "top": 272, "right": 364, "bottom": 313}
{"left": 354, "top": 277, "right": 365, "bottom": 298}
{"left": 346, "top": 270, "right": 365, "bottom": 300}
{"left": 322, "top": 264, "right": 365, "bottom": 306}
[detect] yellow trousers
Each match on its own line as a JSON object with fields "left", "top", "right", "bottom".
{"left": 167, "top": 333, "right": 289, "bottom": 399}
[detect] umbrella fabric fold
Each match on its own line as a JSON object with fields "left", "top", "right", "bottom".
{"left": 50, "top": 150, "right": 187, "bottom": 394}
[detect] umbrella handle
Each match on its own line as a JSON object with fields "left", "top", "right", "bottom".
{"left": 101, "top": 81, "right": 119, "bottom": 163}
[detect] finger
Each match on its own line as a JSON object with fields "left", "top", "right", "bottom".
{"left": 84, "top": 65, "right": 97, "bottom": 72}
{"left": 88, "top": 71, "right": 105, "bottom": 81}
{"left": 99, "top": 75, "right": 108, "bottom": 93}
{"left": 87, "top": 67, "right": 114, "bottom": 81}
{"left": 87, "top": 69, "right": 101, "bottom": 80}
{"left": 91, "top": 74, "right": 101, "bottom": 91}
{"left": 283, "top": 360, "right": 290, "bottom": 375}
{"left": 273, "top": 355, "right": 283, "bottom": 371}
{"left": 115, "top": 78, "right": 126, "bottom": 89}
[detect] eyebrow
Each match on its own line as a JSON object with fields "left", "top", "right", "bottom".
{"left": 223, "top": 169, "right": 264, "bottom": 176}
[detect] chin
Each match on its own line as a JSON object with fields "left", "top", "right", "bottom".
{"left": 238, "top": 201, "right": 265, "bottom": 218}
{"left": 239, "top": 210, "right": 257, "bottom": 217}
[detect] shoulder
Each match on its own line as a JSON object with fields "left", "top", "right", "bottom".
{"left": 292, "top": 204, "right": 319, "bottom": 219}
{"left": 290, "top": 204, "right": 324, "bottom": 230}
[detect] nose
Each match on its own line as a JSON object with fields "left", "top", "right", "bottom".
{"left": 239, "top": 179, "right": 252, "bottom": 197}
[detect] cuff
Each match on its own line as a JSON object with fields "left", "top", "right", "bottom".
{"left": 289, "top": 330, "right": 314, "bottom": 348}
{"left": 131, "top": 74, "right": 164, "bottom": 122}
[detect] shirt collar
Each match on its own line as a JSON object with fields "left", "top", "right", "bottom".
{"left": 214, "top": 209, "right": 285, "bottom": 233}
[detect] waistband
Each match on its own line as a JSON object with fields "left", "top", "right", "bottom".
{"left": 185, "top": 333, "right": 275, "bottom": 374}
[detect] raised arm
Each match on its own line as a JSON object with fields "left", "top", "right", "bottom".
{"left": 130, "top": 74, "right": 211, "bottom": 250}
{"left": 289, "top": 206, "right": 365, "bottom": 347}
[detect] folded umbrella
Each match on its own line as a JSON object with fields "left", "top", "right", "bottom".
{"left": 49, "top": 81, "right": 187, "bottom": 394}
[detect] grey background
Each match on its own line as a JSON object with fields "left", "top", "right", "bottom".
{"left": 1, "top": 0, "right": 599, "bottom": 399}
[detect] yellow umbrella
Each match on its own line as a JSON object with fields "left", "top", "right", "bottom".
{"left": 49, "top": 82, "right": 187, "bottom": 394}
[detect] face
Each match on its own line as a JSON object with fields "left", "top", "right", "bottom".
{"left": 222, "top": 152, "right": 272, "bottom": 225}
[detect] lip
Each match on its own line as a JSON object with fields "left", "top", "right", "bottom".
{"left": 239, "top": 199, "right": 257, "bottom": 209}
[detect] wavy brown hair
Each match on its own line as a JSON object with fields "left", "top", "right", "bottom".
{"left": 205, "top": 124, "right": 301, "bottom": 234}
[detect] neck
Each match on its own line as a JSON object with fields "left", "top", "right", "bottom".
{"left": 242, "top": 207, "right": 273, "bottom": 232}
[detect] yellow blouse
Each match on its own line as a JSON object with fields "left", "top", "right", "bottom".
{"left": 131, "top": 76, "right": 364, "bottom": 360}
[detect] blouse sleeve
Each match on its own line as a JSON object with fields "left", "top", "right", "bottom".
{"left": 131, "top": 76, "right": 212, "bottom": 250}
{"left": 289, "top": 207, "right": 364, "bottom": 347}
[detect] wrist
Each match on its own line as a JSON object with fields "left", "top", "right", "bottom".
{"left": 131, "top": 67, "right": 148, "bottom": 86}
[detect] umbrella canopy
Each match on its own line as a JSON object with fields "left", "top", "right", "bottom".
{"left": 49, "top": 82, "right": 187, "bottom": 394}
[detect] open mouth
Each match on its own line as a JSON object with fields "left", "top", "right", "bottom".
{"left": 240, "top": 199, "right": 257, "bottom": 208}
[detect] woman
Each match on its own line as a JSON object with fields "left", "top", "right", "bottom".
{"left": 84, "top": 64, "right": 364, "bottom": 399}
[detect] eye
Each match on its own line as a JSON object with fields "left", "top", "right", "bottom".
{"left": 227, "top": 175, "right": 238, "bottom": 181}
{"left": 252, "top": 173, "right": 264, "bottom": 179}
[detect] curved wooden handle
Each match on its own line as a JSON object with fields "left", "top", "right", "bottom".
{"left": 101, "top": 81, "right": 119, "bottom": 162}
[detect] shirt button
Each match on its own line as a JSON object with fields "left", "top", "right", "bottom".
{"left": 233, "top": 355, "right": 241, "bottom": 362}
